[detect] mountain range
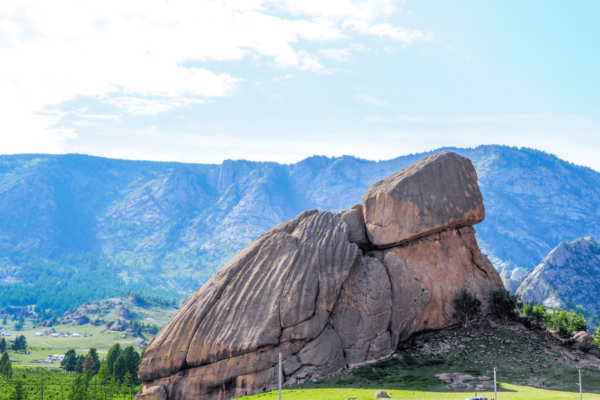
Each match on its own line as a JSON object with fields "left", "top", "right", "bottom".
{"left": 1, "top": 145, "right": 599, "bottom": 311}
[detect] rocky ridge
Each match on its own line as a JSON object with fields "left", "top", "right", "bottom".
{"left": 2, "top": 145, "right": 600, "bottom": 306}
{"left": 136, "top": 152, "right": 504, "bottom": 400}
{"left": 504, "top": 237, "right": 600, "bottom": 318}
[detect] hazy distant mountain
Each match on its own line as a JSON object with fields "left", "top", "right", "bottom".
{"left": 1, "top": 145, "right": 599, "bottom": 309}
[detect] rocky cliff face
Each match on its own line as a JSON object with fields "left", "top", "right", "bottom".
{"left": 511, "top": 237, "right": 600, "bottom": 317}
{"left": 2, "top": 146, "right": 599, "bottom": 309}
{"left": 136, "top": 152, "right": 503, "bottom": 400}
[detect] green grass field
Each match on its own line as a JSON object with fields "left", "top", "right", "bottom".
{"left": 245, "top": 385, "right": 600, "bottom": 400}
{"left": 2, "top": 296, "right": 177, "bottom": 367}
{"left": 244, "top": 328, "right": 600, "bottom": 400}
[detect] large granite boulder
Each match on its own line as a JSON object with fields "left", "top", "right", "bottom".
{"left": 362, "top": 151, "right": 484, "bottom": 248}
{"left": 381, "top": 226, "right": 502, "bottom": 346}
{"left": 137, "top": 152, "right": 503, "bottom": 400}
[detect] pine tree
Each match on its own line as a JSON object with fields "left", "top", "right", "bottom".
{"left": 2, "top": 360, "right": 12, "bottom": 379}
{"left": 75, "top": 354, "right": 85, "bottom": 374}
{"left": 106, "top": 344, "right": 122, "bottom": 375}
{"left": 0, "top": 351, "right": 8, "bottom": 370}
{"left": 113, "top": 354, "right": 128, "bottom": 382}
{"left": 9, "top": 380, "right": 24, "bottom": 400}
{"left": 97, "top": 362, "right": 112, "bottom": 384}
{"left": 83, "top": 356, "right": 95, "bottom": 374}
{"left": 87, "top": 348, "right": 101, "bottom": 373}
{"left": 2, "top": 315, "right": 6, "bottom": 325}
{"left": 68, "top": 375, "right": 88, "bottom": 400}
{"left": 0, "top": 339, "right": 6, "bottom": 352}
{"left": 122, "top": 346, "right": 141, "bottom": 383}
{"left": 61, "top": 349, "right": 78, "bottom": 372}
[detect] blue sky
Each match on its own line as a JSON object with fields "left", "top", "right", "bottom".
{"left": 2, "top": 1, "right": 599, "bottom": 169}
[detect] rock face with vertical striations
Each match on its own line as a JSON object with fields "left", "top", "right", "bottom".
{"left": 137, "top": 151, "right": 504, "bottom": 400}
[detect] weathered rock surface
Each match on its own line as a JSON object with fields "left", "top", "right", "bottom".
{"left": 332, "top": 256, "right": 393, "bottom": 366}
{"left": 340, "top": 204, "right": 369, "bottom": 245}
{"left": 382, "top": 226, "right": 503, "bottom": 345}
{"left": 572, "top": 331, "right": 593, "bottom": 351}
{"left": 137, "top": 152, "right": 504, "bottom": 400}
{"left": 516, "top": 237, "right": 600, "bottom": 316}
{"left": 363, "top": 151, "right": 484, "bottom": 248}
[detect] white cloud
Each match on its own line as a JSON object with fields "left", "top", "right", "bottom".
{"left": 367, "top": 23, "right": 434, "bottom": 45}
{"left": 319, "top": 48, "right": 351, "bottom": 62}
{"left": 0, "top": 0, "right": 435, "bottom": 155}
{"left": 107, "top": 97, "right": 205, "bottom": 116}
{"left": 356, "top": 94, "right": 387, "bottom": 105}
{"left": 80, "top": 114, "right": 121, "bottom": 121}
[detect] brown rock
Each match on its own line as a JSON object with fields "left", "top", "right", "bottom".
{"left": 135, "top": 386, "right": 167, "bottom": 400}
{"left": 341, "top": 204, "right": 369, "bottom": 245}
{"left": 381, "top": 226, "right": 503, "bottom": 346}
{"left": 572, "top": 331, "right": 593, "bottom": 351}
{"left": 363, "top": 151, "right": 484, "bottom": 248}
{"left": 139, "top": 210, "right": 357, "bottom": 392}
{"left": 137, "top": 154, "right": 504, "bottom": 400}
{"left": 332, "top": 256, "right": 393, "bottom": 366}
{"left": 375, "top": 390, "right": 390, "bottom": 398}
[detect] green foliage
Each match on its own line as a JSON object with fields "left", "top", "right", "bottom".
{"left": 87, "top": 348, "right": 101, "bottom": 374}
{"left": 123, "top": 345, "right": 141, "bottom": 384}
{"left": 491, "top": 289, "right": 523, "bottom": 324}
{"left": 113, "top": 354, "right": 127, "bottom": 383}
{"left": 0, "top": 253, "right": 182, "bottom": 314}
{"left": 0, "top": 351, "right": 9, "bottom": 371}
{"left": 523, "top": 303, "right": 586, "bottom": 338}
{"left": 10, "top": 336, "right": 26, "bottom": 352}
{"left": 0, "top": 338, "right": 6, "bottom": 352}
{"left": 61, "top": 349, "right": 78, "bottom": 372}
{"left": 2, "top": 360, "right": 12, "bottom": 379}
{"left": 8, "top": 380, "right": 24, "bottom": 400}
{"left": 452, "top": 289, "right": 482, "bottom": 328}
{"left": 130, "top": 319, "right": 161, "bottom": 335}
{"left": 106, "top": 343, "right": 122, "bottom": 375}
{"left": 75, "top": 354, "right": 85, "bottom": 374}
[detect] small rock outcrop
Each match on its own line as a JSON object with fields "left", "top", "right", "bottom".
{"left": 137, "top": 151, "right": 503, "bottom": 400}
{"left": 572, "top": 331, "right": 594, "bottom": 351}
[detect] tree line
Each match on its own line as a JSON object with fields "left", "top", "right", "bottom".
{"left": 453, "top": 288, "right": 588, "bottom": 337}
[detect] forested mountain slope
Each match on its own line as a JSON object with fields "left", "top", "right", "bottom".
{"left": 1, "top": 145, "right": 599, "bottom": 311}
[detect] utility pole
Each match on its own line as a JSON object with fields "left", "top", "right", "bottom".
{"left": 494, "top": 365, "right": 497, "bottom": 400}
{"left": 278, "top": 352, "right": 282, "bottom": 400}
{"left": 579, "top": 368, "right": 582, "bottom": 400}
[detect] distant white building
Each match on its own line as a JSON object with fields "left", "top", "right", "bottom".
{"left": 43, "top": 359, "right": 53, "bottom": 364}
{"left": 52, "top": 354, "right": 65, "bottom": 361}
{"left": 1, "top": 331, "right": 10, "bottom": 336}
{"left": 71, "top": 333, "right": 80, "bottom": 337}
{"left": 50, "top": 333, "right": 60, "bottom": 337}
{"left": 35, "top": 332, "right": 43, "bottom": 337}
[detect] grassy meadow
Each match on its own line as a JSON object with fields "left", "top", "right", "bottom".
{"left": 246, "top": 328, "right": 600, "bottom": 400}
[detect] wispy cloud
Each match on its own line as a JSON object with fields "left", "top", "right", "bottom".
{"left": 367, "top": 23, "right": 435, "bottom": 46}
{"left": 356, "top": 94, "right": 387, "bottom": 105}
{"left": 80, "top": 114, "right": 121, "bottom": 121}
{"left": 107, "top": 97, "right": 204, "bottom": 116}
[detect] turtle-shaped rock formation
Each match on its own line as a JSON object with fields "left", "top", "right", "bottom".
{"left": 137, "top": 151, "right": 503, "bottom": 400}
